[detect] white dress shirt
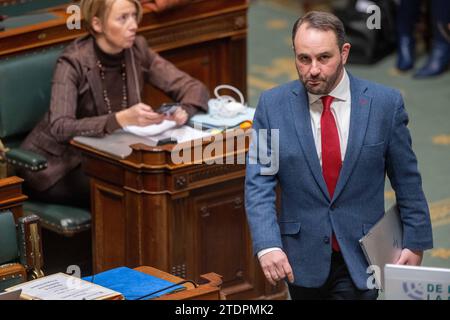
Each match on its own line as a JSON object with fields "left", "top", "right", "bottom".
{"left": 257, "top": 69, "right": 352, "bottom": 260}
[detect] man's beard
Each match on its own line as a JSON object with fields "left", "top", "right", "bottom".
{"left": 298, "top": 60, "right": 344, "bottom": 95}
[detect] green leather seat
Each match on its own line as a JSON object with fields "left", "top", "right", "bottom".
{"left": 24, "top": 202, "right": 91, "bottom": 236}
{"left": 0, "top": 45, "right": 91, "bottom": 237}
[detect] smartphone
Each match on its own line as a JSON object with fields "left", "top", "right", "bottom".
{"left": 156, "top": 103, "right": 179, "bottom": 116}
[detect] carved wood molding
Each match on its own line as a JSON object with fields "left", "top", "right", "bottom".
{"left": 199, "top": 196, "right": 243, "bottom": 216}
{"left": 174, "top": 175, "right": 187, "bottom": 190}
{"left": 188, "top": 164, "right": 244, "bottom": 184}
{"left": 172, "top": 164, "right": 244, "bottom": 191}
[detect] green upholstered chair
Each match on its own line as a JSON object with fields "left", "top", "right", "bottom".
{"left": 0, "top": 210, "right": 44, "bottom": 291}
{"left": 0, "top": 45, "right": 91, "bottom": 237}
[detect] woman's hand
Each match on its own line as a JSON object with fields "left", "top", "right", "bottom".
{"left": 165, "top": 107, "right": 188, "bottom": 126}
{"left": 116, "top": 103, "right": 165, "bottom": 127}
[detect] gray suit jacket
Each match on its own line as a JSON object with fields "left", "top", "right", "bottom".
{"left": 245, "top": 74, "right": 433, "bottom": 290}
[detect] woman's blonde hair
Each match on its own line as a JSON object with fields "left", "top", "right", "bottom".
{"left": 80, "top": 0, "right": 143, "bottom": 34}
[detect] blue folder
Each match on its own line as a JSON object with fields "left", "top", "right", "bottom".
{"left": 82, "top": 267, "right": 185, "bottom": 300}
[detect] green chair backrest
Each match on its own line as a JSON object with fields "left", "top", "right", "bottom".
{"left": 0, "top": 210, "right": 18, "bottom": 264}
{"left": 0, "top": 45, "right": 65, "bottom": 143}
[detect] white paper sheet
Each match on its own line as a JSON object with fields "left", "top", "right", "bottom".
{"left": 150, "top": 125, "right": 212, "bottom": 143}
{"left": 5, "top": 273, "right": 120, "bottom": 300}
{"left": 123, "top": 120, "right": 177, "bottom": 136}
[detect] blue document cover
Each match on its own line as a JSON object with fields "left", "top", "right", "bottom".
{"left": 82, "top": 267, "right": 185, "bottom": 300}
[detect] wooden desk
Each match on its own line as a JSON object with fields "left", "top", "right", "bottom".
{"left": 72, "top": 130, "right": 287, "bottom": 300}
{"left": 136, "top": 266, "right": 222, "bottom": 300}
{"left": 0, "top": 176, "right": 28, "bottom": 222}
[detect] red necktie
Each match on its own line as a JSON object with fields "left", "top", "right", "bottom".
{"left": 320, "top": 95, "right": 341, "bottom": 252}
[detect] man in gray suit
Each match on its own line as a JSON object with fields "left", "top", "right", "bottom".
{"left": 245, "top": 11, "right": 433, "bottom": 300}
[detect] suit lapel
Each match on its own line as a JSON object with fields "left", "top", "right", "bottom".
{"left": 331, "top": 74, "right": 371, "bottom": 203}
{"left": 289, "top": 83, "right": 330, "bottom": 201}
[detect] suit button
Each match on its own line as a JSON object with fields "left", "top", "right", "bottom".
{"left": 323, "top": 236, "right": 330, "bottom": 244}
{"left": 331, "top": 204, "right": 337, "bottom": 210}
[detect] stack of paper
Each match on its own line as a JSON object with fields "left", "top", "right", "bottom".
{"left": 144, "top": 125, "right": 212, "bottom": 144}
{"left": 74, "top": 126, "right": 213, "bottom": 159}
{"left": 123, "top": 120, "right": 177, "bottom": 136}
{"left": 5, "top": 273, "right": 122, "bottom": 300}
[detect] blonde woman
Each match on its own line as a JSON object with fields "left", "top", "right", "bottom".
{"left": 20, "top": 0, "right": 209, "bottom": 207}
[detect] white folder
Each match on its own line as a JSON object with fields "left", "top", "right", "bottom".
{"left": 359, "top": 204, "right": 403, "bottom": 290}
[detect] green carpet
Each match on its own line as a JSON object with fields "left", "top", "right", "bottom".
{"left": 248, "top": 0, "right": 450, "bottom": 269}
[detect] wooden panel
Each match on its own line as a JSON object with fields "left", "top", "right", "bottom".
{"left": 72, "top": 129, "right": 287, "bottom": 299}
{"left": 197, "top": 187, "right": 246, "bottom": 283}
{"left": 170, "top": 196, "right": 190, "bottom": 279}
{"left": 92, "top": 179, "right": 126, "bottom": 272}
{"left": 229, "top": 36, "right": 247, "bottom": 99}
{"left": 77, "top": 133, "right": 287, "bottom": 299}
{"left": 0, "top": 0, "right": 248, "bottom": 57}
{"left": 123, "top": 190, "right": 144, "bottom": 268}
{"left": 190, "top": 180, "right": 258, "bottom": 299}
{"left": 0, "top": 0, "right": 248, "bottom": 109}
{"left": 140, "top": 193, "right": 170, "bottom": 271}
{"left": 82, "top": 155, "right": 124, "bottom": 187}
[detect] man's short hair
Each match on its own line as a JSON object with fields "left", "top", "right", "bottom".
{"left": 292, "top": 11, "right": 346, "bottom": 51}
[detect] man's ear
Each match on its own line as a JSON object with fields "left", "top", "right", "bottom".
{"left": 91, "top": 16, "right": 103, "bottom": 34}
{"left": 341, "top": 43, "right": 351, "bottom": 65}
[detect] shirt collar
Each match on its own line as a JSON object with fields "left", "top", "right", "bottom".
{"left": 307, "top": 68, "right": 350, "bottom": 106}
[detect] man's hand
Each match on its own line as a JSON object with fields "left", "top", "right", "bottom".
{"left": 259, "top": 250, "right": 294, "bottom": 286}
{"left": 396, "top": 248, "right": 423, "bottom": 266}
{"left": 116, "top": 103, "right": 165, "bottom": 127}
